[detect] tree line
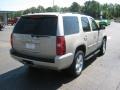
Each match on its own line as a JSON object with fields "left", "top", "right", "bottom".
{"left": 8, "top": 0, "right": 120, "bottom": 19}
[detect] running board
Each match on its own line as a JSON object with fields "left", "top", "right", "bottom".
{"left": 85, "top": 50, "right": 100, "bottom": 60}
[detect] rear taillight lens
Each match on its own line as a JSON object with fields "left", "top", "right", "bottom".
{"left": 10, "top": 33, "right": 13, "bottom": 48}
{"left": 56, "top": 36, "right": 66, "bottom": 55}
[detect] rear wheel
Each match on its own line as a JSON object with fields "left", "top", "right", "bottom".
{"left": 68, "top": 50, "right": 84, "bottom": 77}
{"left": 99, "top": 39, "right": 106, "bottom": 55}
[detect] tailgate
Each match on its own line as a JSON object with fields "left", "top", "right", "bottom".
{"left": 13, "top": 34, "right": 56, "bottom": 58}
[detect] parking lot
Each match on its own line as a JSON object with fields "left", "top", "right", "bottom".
{"left": 0, "top": 22, "right": 120, "bottom": 90}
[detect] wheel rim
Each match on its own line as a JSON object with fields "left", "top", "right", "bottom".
{"left": 103, "top": 40, "right": 106, "bottom": 53}
{"left": 75, "top": 54, "right": 83, "bottom": 74}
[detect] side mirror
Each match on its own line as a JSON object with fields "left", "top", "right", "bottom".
{"left": 99, "top": 23, "right": 106, "bottom": 30}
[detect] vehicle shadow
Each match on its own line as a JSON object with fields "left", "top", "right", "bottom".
{"left": 0, "top": 54, "right": 99, "bottom": 90}
{"left": 84, "top": 53, "right": 99, "bottom": 70}
{"left": 0, "top": 65, "right": 74, "bottom": 90}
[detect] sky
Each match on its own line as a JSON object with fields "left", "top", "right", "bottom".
{"left": 0, "top": 0, "right": 120, "bottom": 11}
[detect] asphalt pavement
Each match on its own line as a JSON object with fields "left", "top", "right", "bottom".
{"left": 0, "top": 22, "right": 120, "bottom": 90}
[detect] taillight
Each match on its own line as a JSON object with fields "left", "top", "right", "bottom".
{"left": 56, "top": 36, "right": 66, "bottom": 55}
{"left": 10, "top": 33, "right": 13, "bottom": 48}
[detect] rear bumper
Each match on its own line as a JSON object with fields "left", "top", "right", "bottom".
{"left": 10, "top": 49, "right": 74, "bottom": 70}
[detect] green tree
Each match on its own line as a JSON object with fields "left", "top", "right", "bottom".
{"left": 52, "top": 5, "right": 60, "bottom": 12}
{"left": 46, "top": 5, "right": 60, "bottom": 12}
{"left": 37, "top": 5, "right": 45, "bottom": 13}
{"left": 29, "top": 7, "right": 37, "bottom": 13}
{"left": 8, "top": 2, "right": 120, "bottom": 19}
{"left": 69, "top": 2, "right": 81, "bottom": 13}
{"left": 46, "top": 7, "right": 53, "bottom": 12}
{"left": 60, "top": 7, "right": 69, "bottom": 12}
{"left": 114, "top": 4, "right": 120, "bottom": 18}
{"left": 23, "top": 9, "right": 30, "bottom": 14}
{"left": 84, "top": 0, "right": 100, "bottom": 18}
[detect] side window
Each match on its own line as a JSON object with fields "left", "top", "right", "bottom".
{"left": 91, "top": 19, "right": 98, "bottom": 31}
{"left": 63, "top": 16, "right": 79, "bottom": 35}
{"left": 81, "top": 17, "right": 91, "bottom": 32}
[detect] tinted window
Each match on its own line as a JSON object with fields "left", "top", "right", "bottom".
{"left": 81, "top": 17, "right": 91, "bottom": 32}
{"left": 63, "top": 16, "right": 79, "bottom": 35}
{"left": 91, "top": 19, "right": 98, "bottom": 31}
{"left": 13, "top": 15, "right": 58, "bottom": 36}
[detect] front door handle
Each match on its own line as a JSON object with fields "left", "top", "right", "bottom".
{"left": 84, "top": 36, "right": 87, "bottom": 41}
{"left": 94, "top": 35, "right": 97, "bottom": 39}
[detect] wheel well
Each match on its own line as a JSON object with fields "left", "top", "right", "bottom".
{"left": 103, "top": 36, "right": 107, "bottom": 41}
{"left": 75, "top": 45, "right": 86, "bottom": 55}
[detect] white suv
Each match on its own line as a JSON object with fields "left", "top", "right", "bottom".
{"left": 10, "top": 13, "right": 107, "bottom": 77}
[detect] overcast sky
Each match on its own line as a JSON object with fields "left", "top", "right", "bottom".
{"left": 0, "top": 0, "right": 120, "bottom": 11}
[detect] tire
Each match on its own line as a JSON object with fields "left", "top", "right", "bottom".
{"left": 99, "top": 39, "right": 106, "bottom": 55}
{"left": 68, "top": 50, "right": 84, "bottom": 77}
{"left": 27, "top": 65, "right": 37, "bottom": 72}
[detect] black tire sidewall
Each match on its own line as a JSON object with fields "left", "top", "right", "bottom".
{"left": 71, "top": 50, "right": 84, "bottom": 77}
{"left": 101, "top": 39, "right": 106, "bottom": 54}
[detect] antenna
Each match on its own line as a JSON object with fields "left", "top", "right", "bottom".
{"left": 53, "top": 0, "right": 54, "bottom": 7}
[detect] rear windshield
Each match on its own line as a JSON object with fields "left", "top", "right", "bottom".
{"left": 13, "top": 15, "right": 58, "bottom": 36}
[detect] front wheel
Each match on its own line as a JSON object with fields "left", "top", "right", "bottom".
{"left": 68, "top": 50, "right": 84, "bottom": 77}
{"left": 99, "top": 39, "right": 106, "bottom": 55}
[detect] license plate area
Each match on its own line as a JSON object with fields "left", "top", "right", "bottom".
{"left": 25, "top": 43, "right": 35, "bottom": 49}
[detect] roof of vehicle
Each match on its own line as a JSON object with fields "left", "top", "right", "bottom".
{"left": 22, "top": 12, "right": 91, "bottom": 18}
